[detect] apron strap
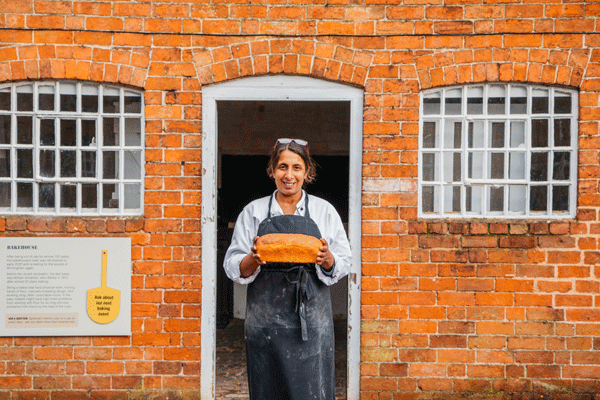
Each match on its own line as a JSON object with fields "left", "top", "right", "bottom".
{"left": 284, "top": 266, "right": 313, "bottom": 341}
{"left": 267, "top": 193, "right": 273, "bottom": 219}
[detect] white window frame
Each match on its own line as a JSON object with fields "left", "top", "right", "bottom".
{"left": 419, "top": 84, "right": 578, "bottom": 219}
{"left": 0, "top": 81, "right": 144, "bottom": 216}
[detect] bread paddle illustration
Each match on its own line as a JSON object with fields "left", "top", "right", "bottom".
{"left": 86, "top": 250, "right": 121, "bottom": 324}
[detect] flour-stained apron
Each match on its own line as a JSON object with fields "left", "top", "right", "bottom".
{"left": 245, "top": 194, "right": 335, "bottom": 400}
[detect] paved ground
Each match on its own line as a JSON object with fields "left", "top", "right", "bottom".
{"left": 216, "top": 318, "right": 348, "bottom": 399}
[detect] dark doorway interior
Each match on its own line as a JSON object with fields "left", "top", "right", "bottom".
{"left": 215, "top": 100, "right": 350, "bottom": 399}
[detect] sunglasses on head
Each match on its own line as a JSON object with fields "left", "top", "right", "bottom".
{"left": 275, "top": 138, "right": 308, "bottom": 147}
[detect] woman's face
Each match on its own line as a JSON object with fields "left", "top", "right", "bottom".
{"left": 273, "top": 149, "right": 307, "bottom": 199}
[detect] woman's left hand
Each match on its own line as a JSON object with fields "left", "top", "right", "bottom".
{"left": 316, "top": 238, "right": 335, "bottom": 271}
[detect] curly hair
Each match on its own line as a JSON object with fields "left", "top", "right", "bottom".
{"left": 266, "top": 140, "right": 317, "bottom": 187}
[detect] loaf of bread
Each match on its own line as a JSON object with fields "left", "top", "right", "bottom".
{"left": 255, "top": 233, "right": 322, "bottom": 263}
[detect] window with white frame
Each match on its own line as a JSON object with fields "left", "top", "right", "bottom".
{"left": 419, "top": 84, "right": 577, "bottom": 219}
{"left": 0, "top": 81, "right": 144, "bottom": 215}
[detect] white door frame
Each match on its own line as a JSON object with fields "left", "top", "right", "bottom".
{"left": 201, "top": 75, "right": 363, "bottom": 400}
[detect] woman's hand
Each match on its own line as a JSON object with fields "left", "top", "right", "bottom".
{"left": 239, "top": 237, "right": 266, "bottom": 278}
{"left": 316, "top": 238, "right": 335, "bottom": 271}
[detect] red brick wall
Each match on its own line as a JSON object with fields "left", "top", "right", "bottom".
{"left": 0, "top": 0, "right": 598, "bottom": 398}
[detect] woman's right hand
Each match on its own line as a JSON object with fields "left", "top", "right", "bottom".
{"left": 250, "top": 236, "right": 266, "bottom": 266}
{"left": 240, "top": 237, "right": 265, "bottom": 278}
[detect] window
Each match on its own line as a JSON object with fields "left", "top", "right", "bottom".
{"left": 419, "top": 84, "right": 577, "bottom": 219}
{"left": 0, "top": 82, "right": 144, "bottom": 215}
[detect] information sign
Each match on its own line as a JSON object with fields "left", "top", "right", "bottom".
{"left": 0, "top": 237, "right": 131, "bottom": 336}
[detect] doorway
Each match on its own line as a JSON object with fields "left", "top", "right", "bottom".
{"left": 201, "top": 76, "right": 363, "bottom": 400}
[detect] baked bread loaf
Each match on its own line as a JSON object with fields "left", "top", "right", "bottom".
{"left": 256, "top": 233, "right": 322, "bottom": 263}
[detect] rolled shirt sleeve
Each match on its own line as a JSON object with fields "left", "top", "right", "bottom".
{"left": 223, "top": 191, "right": 351, "bottom": 286}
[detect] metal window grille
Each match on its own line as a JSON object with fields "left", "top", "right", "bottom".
{"left": 419, "top": 84, "right": 577, "bottom": 219}
{"left": 0, "top": 81, "right": 144, "bottom": 215}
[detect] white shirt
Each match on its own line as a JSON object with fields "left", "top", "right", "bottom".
{"left": 224, "top": 190, "right": 351, "bottom": 286}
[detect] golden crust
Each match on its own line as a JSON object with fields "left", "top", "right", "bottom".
{"left": 255, "top": 233, "right": 322, "bottom": 263}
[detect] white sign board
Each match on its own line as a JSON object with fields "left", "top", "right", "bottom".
{"left": 0, "top": 237, "right": 131, "bottom": 336}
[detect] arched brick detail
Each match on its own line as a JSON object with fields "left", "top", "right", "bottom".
{"left": 415, "top": 49, "right": 590, "bottom": 89}
{"left": 0, "top": 44, "right": 149, "bottom": 88}
{"left": 192, "top": 38, "right": 373, "bottom": 87}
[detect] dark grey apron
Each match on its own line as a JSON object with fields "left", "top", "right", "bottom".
{"left": 245, "top": 194, "right": 335, "bottom": 400}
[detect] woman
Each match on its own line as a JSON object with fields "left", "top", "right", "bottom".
{"left": 223, "top": 138, "right": 351, "bottom": 400}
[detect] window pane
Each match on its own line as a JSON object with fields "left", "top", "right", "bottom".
{"left": 60, "top": 184, "right": 76, "bottom": 209}
{"left": 103, "top": 118, "right": 119, "bottom": 146}
{"left": 530, "top": 186, "right": 547, "bottom": 212}
{"left": 40, "top": 119, "right": 55, "bottom": 146}
{"left": 125, "top": 119, "right": 142, "bottom": 146}
{"left": 445, "top": 89, "right": 461, "bottom": 115}
{"left": 103, "top": 183, "right": 119, "bottom": 209}
{"left": 489, "top": 153, "right": 504, "bottom": 179}
{"left": 422, "top": 153, "right": 438, "bottom": 182}
{"left": 444, "top": 152, "right": 461, "bottom": 182}
{"left": 82, "top": 184, "right": 97, "bottom": 209}
{"left": 530, "top": 152, "right": 548, "bottom": 181}
{"left": 531, "top": 119, "right": 548, "bottom": 148}
{"left": 0, "top": 87, "right": 10, "bottom": 111}
{"left": 103, "top": 87, "right": 120, "bottom": 113}
{"left": 552, "top": 186, "right": 569, "bottom": 212}
{"left": 38, "top": 85, "right": 55, "bottom": 111}
{"left": 124, "top": 91, "right": 142, "bottom": 114}
{"left": 466, "top": 186, "right": 483, "bottom": 214}
{"left": 0, "top": 149, "right": 10, "bottom": 177}
{"left": 467, "top": 87, "right": 483, "bottom": 114}
{"left": 488, "top": 85, "right": 505, "bottom": 114}
{"left": 423, "top": 92, "right": 441, "bottom": 115}
{"left": 103, "top": 151, "right": 119, "bottom": 179}
{"left": 554, "top": 119, "right": 570, "bottom": 147}
{"left": 554, "top": 91, "right": 571, "bottom": 114}
{"left": 490, "top": 122, "right": 505, "bottom": 148}
{"left": 468, "top": 152, "right": 484, "bottom": 179}
{"left": 510, "top": 86, "right": 527, "bottom": 114}
{"left": 81, "top": 151, "right": 96, "bottom": 178}
{"left": 124, "top": 183, "right": 141, "bottom": 209}
{"left": 509, "top": 185, "right": 526, "bottom": 214}
{"left": 0, "top": 115, "right": 10, "bottom": 144}
{"left": 553, "top": 152, "right": 570, "bottom": 181}
{"left": 82, "top": 85, "right": 98, "bottom": 113}
{"left": 509, "top": 153, "right": 525, "bottom": 179}
{"left": 532, "top": 89, "right": 548, "bottom": 114}
{"left": 16, "top": 85, "right": 33, "bottom": 112}
{"left": 444, "top": 121, "right": 461, "bottom": 149}
{"left": 510, "top": 121, "right": 525, "bottom": 148}
{"left": 420, "top": 84, "right": 575, "bottom": 218}
{"left": 60, "top": 82, "right": 77, "bottom": 112}
{"left": 444, "top": 185, "right": 461, "bottom": 213}
{"left": 422, "top": 185, "right": 438, "bottom": 213}
{"left": 39, "top": 150, "right": 55, "bottom": 178}
{"left": 17, "top": 182, "right": 32, "bottom": 207}
{"left": 38, "top": 183, "right": 55, "bottom": 209}
{"left": 81, "top": 120, "right": 96, "bottom": 146}
{"left": 60, "top": 119, "right": 76, "bottom": 146}
{"left": 489, "top": 186, "right": 504, "bottom": 212}
{"left": 124, "top": 150, "right": 141, "bottom": 179}
{"left": 0, "top": 182, "right": 10, "bottom": 207}
{"left": 17, "top": 116, "right": 32, "bottom": 144}
{"left": 468, "top": 121, "right": 484, "bottom": 148}
{"left": 422, "top": 122, "right": 436, "bottom": 148}
{"left": 17, "top": 149, "right": 32, "bottom": 178}
{"left": 60, "top": 150, "right": 76, "bottom": 177}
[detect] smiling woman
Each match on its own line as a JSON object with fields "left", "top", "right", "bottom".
{"left": 222, "top": 138, "right": 352, "bottom": 400}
